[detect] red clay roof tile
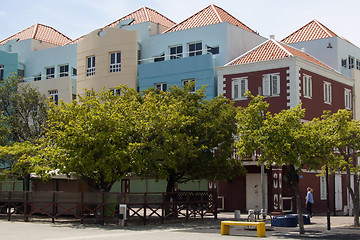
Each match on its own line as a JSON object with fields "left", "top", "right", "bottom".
{"left": 105, "top": 6, "right": 175, "bottom": 29}
{"left": 0, "top": 23, "right": 72, "bottom": 46}
{"left": 163, "top": 4, "right": 255, "bottom": 33}
{"left": 281, "top": 20, "right": 337, "bottom": 44}
{"left": 228, "top": 39, "right": 331, "bottom": 69}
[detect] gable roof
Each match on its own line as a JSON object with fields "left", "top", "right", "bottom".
{"left": 0, "top": 23, "right": 72, "bottom": 46}
{"left": 227, "top": 38, "right": 331, "bottom": 69}
{"left": 163, "top": 4, "right": 255, "bottom": 33}
{"left": 68, "top": 6, "right": 175, "bottom": 45}
{"left": 281, "top": 19, "right": 337, "bottom": 44}
{"left": 105, "top": 6, "right": 175, "bottom": 29}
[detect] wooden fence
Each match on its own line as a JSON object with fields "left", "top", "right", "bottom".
{"left": 0, "top": 191, "right": 217, "bottom": 225}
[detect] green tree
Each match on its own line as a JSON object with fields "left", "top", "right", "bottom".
{"left": 132, "top": 84, "right": 242, "bottom": 194}
{"left": 0, "top": 75, "right": 48, "bottom": 144}
{"left": 321, "top": 110, "right": 360, "bottom": 227}
{"left": 236, "top": 94, "right": 329, "bottom": 234}
{"left": 0, "top": 75, "right": 48, "bottom": 189}
{"left": 42, "top": 86, "right": 141, "bottom": 192}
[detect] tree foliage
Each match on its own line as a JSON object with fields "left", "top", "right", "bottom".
{"left": 0, "top": 75, "right": 48, "bottom": 187}
{"left": 320, "top": 110, "right": 360, "bottom": 227}
{"left": 0, "top": 75, "right": 48, "bottom": 144}
{"left": 42, "top": 87, "right": 141, "bottom": 192}
{"left": 236, "top": 94, "right": 330, "bottom": 234}
{"left": 131, "top": 84, "right": 242, "bottom": 192}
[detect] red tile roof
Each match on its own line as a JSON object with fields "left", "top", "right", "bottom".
{"left": 281, "top": 19, "right": 337, "bottom": 44}
{"left": 163, "top": 4, "right": 255, "bottom": 33}
{"left": 227, "top": 39, "right": 331, "bottom": 69}
{"left": 105, "top": 6, "right": 175, "bottom": 29}
{"left": 0, "top": 23, "right": 72, "bottom": 46}
{"left": 68, "top": 6, "right": 175, "bottom": 45}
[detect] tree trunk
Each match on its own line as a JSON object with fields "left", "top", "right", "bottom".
{"left": 346, "top": 166, "right": 360, "bottom": 227}
{"left": 165, "top": 174, "right": 177, "bottom": 217}
{"left": 288, "top": 165, "right": 305, "bottom": 234}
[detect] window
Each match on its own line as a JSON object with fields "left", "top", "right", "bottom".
{"left": 232, "top": 77, "right": 248, "bottom": 99}
{"left": 46, "top": 67, "right": 55, "bottom": 79}
{"left": 349, "top": 56, "right": 355, "bottom": 69}
{"left": 110, "top": 52, "right": 121, "bottom": 72}
{"left": 154, "top": 53, "right": 165, "bottom": 62}
{"left": 320, "top": 176, "right": 326, "bottom": 200}
{"left": 155, "top": 83, "right": 167, "bottom": 92}
{"left": 188, "top": 42, "right": 202, "bottom": 56}
{"left": 109, "top": 88, "right": 121, "bottom": 96}
{"left": 0, "top": 64, "right": 4, "bottom": 81}
{"left": 59, "top": 65, "right": 69, "bottom": 77}
{"left": 303, "top": 74, "right": 312, "bottom": 98}
{"left": 33, "top": 74, "right": 41, "bottom": 81}
{"left": 323, "top": 81, "right": 332, "bottom": 104}
{"left": 357, "top": 59, "right": 360, "bottom": 70}
{"left": 206, "top": 45, "right": 219, "bottom": 55}
{"left": 72, "top": 67, "right": 77, "bottom": 76}
{"left": 345, "top": 89, "right": 352, "bottom": 110}
{"left": 49, "top": 90, "right": 58, "bottom": 105}
{"left": 262, "top": 73, "right": 280, "bottom": 96}
{"left": 87, "top": 56, "right": 95, "bottom": 76}
{"left": 341, "top": 59, "right": 347, "bottom": 68}
{"left": 182, "top": 79, "right": 195, "bottom": 92}
{"left": 169, "top": 45, "right": 182, "bottom": 59}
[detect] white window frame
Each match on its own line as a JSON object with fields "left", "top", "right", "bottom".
{"left": 345, "top": 88, "right": 352, "bottom": 110}
{"left": 0, "top": 64, "right": 4, "bottom": 81}
{"left": 320, "top": 176, "right": 326, "bottom": 200}
{"left": 182, "top": 79, "right": 195, "bottom": 92}
{"left": 49, "top": 90, "right": 59, "bottom": 105}
{"left": 33, "top": 73, "right": 41, "bottom": 81}
{"left": 188, "top": 42, "right": 202, "bottom": 57}
{"left": 110, "top": 52, "right": 121, "bottom": 73}
{"left": 356, "top": 59, "right": 360, "bottom": 70}
{"left": 46, "top": 67, "right": 55, "bottom": 79}
{"left": 109, "top": 88, "right": 121, "bottom": 96}
{"left": 169, "top": 45, "right": 183, "bottom": 59}
{"left": 262, "top": 73, "right": 280, "bottom": 96}
{"left": 155, "top": 83, "right": 167, "bottom": 92}
{"left": 303, "top": 74, "right": 312, "bottom": 99}
{"left": 349, "top": 55, "right": 355, "bottom": 69}
{"left": 323, "top": 81, "right": 332, "bottom": 104}
{"left": 59, "top": 64, "right": 69, "bottom": 77}
{"left": 232, "top": 77, "right": 248, "bottom": 100}
{"left": 87, "top": 56, "right": 95, "bottom": 76}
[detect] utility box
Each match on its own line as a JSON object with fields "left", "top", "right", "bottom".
{"left": 119, "top": 204, "right": 127, "bottom": 227}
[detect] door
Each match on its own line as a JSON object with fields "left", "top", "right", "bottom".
{"left": 246, "top": 173, "right": 268, "bottom": 211}
{"left": 335, "top": 174, "right": 342, "bottom": 211}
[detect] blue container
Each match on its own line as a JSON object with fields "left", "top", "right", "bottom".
{"left": 272, "top": 215, "right": 297, "bottom": 227}
{"left": 289, "top": 214, "right": 311, "bottom": 225}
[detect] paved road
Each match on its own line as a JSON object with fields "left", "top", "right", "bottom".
{"left": 1, "top": 214, "right": 359, "bottom": 240}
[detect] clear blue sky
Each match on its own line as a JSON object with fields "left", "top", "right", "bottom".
{"left": 1, "top": 0, "right": 360, "bottom": 46}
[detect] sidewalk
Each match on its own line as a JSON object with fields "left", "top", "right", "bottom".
{"left": 0, "top": 213, "right": 358, "bottom": 240}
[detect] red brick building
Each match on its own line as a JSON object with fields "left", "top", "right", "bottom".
{"left": 216, "top": 36, "right": 355, "bottom": 215}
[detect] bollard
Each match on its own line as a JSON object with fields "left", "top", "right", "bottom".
{"left": 234, "top": 210, "right": 241, "bottom": 220}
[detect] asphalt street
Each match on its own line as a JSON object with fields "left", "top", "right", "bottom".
{"left": 0, "top": 213, "right": 359, "bottom": 240}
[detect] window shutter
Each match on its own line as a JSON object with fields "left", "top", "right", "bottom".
{"left": 272, "top": 74, "right": 280, "bottom": 95}
{"left": 262, "top": 75, "right": 270, "bottom": 96}
{"left": 240, "top": 79, "right": 246, "bottom": 97}
{"left": 232, "top": 79, "right": 239, "bottom": 99}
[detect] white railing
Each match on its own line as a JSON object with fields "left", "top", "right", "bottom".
{"left": 22, "top": 72, "right": 76, "bottom": 82}
{"left": 139, "top": 50, "right": 214, "bottom": 64}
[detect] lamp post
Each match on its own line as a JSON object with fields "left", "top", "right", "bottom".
{"left": 326, "top": 164, "right": 331, "bottom": 230}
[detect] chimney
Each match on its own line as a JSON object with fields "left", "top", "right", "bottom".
{"left": 270, "top": 35, "right": 275, "bottom": 40}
